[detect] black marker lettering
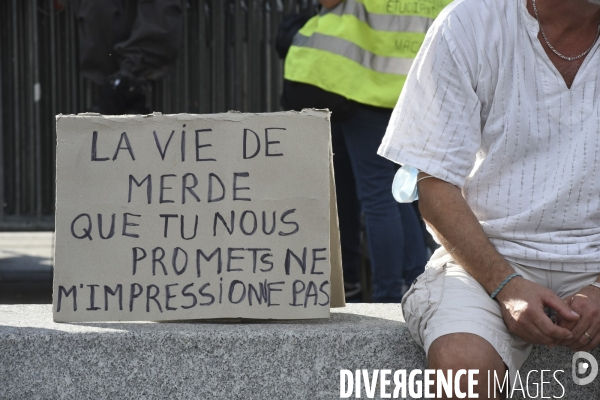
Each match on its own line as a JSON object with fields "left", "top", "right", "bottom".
{"left": 86, "top": 284, "right": 101, "bottom": 311}
{"left": 198, "top": 283, "right": 215, "bottom": 306}
{"left": 227, "top": 248, "right": 245, "bottom": 272}
{"left": 57, "top": 285, "right": 77, "bottom": 312}
{"left": 260, "top": 253, "right": 274, "bottom": 272}
{"left": 213, "top": 211, "right": 235, "bottom": 236}
{"left": 219, "top": 278, "right": 223, "bottom": 304}
{"left": 285, "top": 248, "right": 307, "bottom": 275}
{"left": 71, "top": 213, "right": 93, "bottom": 240}
{"left": 180, "top": 214, "right": 199, "bottom": 240}
{"left": 132, "top": 247, "right": 147, "bottom": 275}
{"left": 289, "top": 280, "right": 305, "bottom": 307}
{"left": 240, "top": 210, "right": 257, "bottom": 235}
{"left": 165, "top": 283, "right": 179, "bottom": 311}
{"left": 267, "top": 281, "right": 284, "bottom": 307}
{"left": 208, "top": 173, "right": 225, "bottom": 202}
{"left": 146, "top": 284, "right": 163, "bottom": 313}
{"left": 228, "top": 280, "right": 246, "bottom": 304}
{"left": 181, "top": 173, "right": 200, "bottom": 204}
{"left": 248, "top": 281, "right": 267, "bottom": 306}
{"left": 243, "top": 128, "right": 260, "bottom": 159}
{"left": 159, "top": 174, "right": 176, "bottom": 204}
{"left": 181, "top": 129, "right": 186, "bottom": 161}
{"left": 197, "top": 248, "right": 222, "bottom": 276}
{"left": 159, "top": 214, "right": 178, "bottom": 238}
{"left": 265, "top": 128, "right": 285, "bottom": 157}
{"left": 181, "top": 283, "right": 197, "bottom": 309}
{"left": 311, "top": 248, "right": 327, "bottom": 275}
{"left": 104, "top": 284, "right": 123, "bottom": 311}
{"left": 112, "top": 132, "right": 135, "bottom": 161}
{"left": 98, "top": 213, "right": 116, "bottom": 239}
{"left": 195, "top": 129, "right": 216, "bottom": 161}
{"left": 262, "top": 211, "right": 276, "bottom": 235}
{"left": 248, "top": 248, "right": 270, "bottom": 273}
{"left": 172, "top": 247, "right": 188, "bottom": 275}
{"left": 233, "top": 172, "right": 251, "bottom": 201}
{"left": 318, "top": 281, "right": 330, "bottom": 306}
{"left": 152, "top": 247, "right": 168, "bottom": 276}
{"left": 279, "top": 209, "right": 299, "bottom": 236}
{"left": 91, "top": 131, "right": 109, "bottom": 161}
{"left": 128, "top": 174, "right": 152, "bottom": 204}
{"left": 129, "top": 283, "right": 143, "bottom": 311}
{"left": 153, "top": 130, "right": 175, "bottom": 160}
{"left": 122, "top": 213, "right": 141, "bottom": 238}
{"left": 304, "top": 281, "right": 318, "bottom": 307}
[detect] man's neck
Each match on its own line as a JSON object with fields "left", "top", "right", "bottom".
{"left": 527, "top": 0, "right": 600, "bottom": 88}
{"left": 531, "top": 0, "right": 600, "bottom": 33}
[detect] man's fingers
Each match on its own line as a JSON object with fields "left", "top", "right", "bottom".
{"left": 539, "top": 292, "right": 578, "bottom": 345}
{"left": 555, "top": 315, "right": 577, "bottom": 332}
{"left": 543, "top": 293, "right": 580, "bottom": 322}
{"left": 570, "top": 319, "right": 600, "bottom": 351}
{"left": 561, "top": 319, "right": 592, "bottom": 347}
{"left": 533, "top": 310, "right": 574, "bottom": 341}
{"left": 529, "top": 323, "right": 562, "bottom": 346}
{"left": 511, "top": 312, "right": 568, "bottom": 345}
{"left": 579, "top": 333, "right": 600, "bottom": 352}
{"left": 512, "top": 321, "right": 554, "bottom": 345}
{"left": 561, "top": 318, "right": 588, "bottom": 346}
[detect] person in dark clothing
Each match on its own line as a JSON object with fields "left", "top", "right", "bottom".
{"left": 281, "top": 0, "right": 443, "bottom": 302}
{"left": 72, "top": 0, "right": 184, "bottom": 114}
{"left": 281, "top": 82, "right": 429, "bottom": 303}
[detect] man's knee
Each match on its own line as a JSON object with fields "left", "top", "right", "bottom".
{"left": 429, "top": 334, "right": 500, "bottom": 367}
{"left": 428, "top": 333, "right": 506, "bottom": 398}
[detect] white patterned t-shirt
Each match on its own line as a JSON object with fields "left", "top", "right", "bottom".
{"left": 378, "top": 0, "right": 600, "bottom": 272}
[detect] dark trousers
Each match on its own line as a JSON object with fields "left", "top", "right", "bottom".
{"left": 332, "top": 106, "right": 427, "bottom": 302}
{"left": 72, "top": 0, "right": 184, "bottom": 84}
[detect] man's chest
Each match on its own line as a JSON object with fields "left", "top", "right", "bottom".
{"left": 552, "top": 58, "right": 585, "bottom": 88}
{"left": 536, "top": 32, "right": 592, "bottom": 89}
{"left": 479, "top": 47, "right": 599, "bottom": 158}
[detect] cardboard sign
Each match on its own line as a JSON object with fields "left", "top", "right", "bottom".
{"left": 53, "top": 111, "right": 344, "bottom": 322}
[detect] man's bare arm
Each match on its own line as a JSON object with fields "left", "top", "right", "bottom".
{"left": 417, "top": 175, "right": 513, "bottom": 293}
{"left": 417, "top": 173, "right": 578, "bottom": 345}
{"left": 318, "top": 0, "right": 344, "bottom": 9}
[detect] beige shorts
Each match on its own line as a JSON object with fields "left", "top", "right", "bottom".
{"left": 401, "top": 248, "right": 599, "bottom": 376}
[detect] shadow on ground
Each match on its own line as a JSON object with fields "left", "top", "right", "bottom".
{"left": 0, "top": 255, "right": 52, "bottom": 304}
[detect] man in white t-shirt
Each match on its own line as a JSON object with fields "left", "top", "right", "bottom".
{"left": 379, "top": 0, "right": 600, "bottom": 395}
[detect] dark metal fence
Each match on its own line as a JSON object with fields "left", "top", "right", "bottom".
{"left": 0, "top": 0, "right": 319, "bottom": 230}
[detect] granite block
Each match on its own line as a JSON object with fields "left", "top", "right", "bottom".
{"left": 0, "top": 304, "right": 597, "bottom": 399}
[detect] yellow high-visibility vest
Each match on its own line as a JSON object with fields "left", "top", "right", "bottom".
{"left": 284, "top": 0, "right": 452, "bottom": 108}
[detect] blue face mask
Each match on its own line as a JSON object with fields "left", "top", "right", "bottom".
{"left": 392, "top": 165, "right": 419, "bottom": 202}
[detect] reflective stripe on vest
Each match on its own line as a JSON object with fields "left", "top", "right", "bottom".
{"left": 284, "top": 0, "right": 451, "bottom": 108}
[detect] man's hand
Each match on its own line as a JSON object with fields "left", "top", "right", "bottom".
{"left": 495, "top": 277, "right": 579, "bottom": 346}
{"left": 557, "top": 284, "right": 600, "bottom": 351}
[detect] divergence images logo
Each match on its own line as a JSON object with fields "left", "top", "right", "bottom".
{"left": 572, "top": 352, "right": 598, "bottom": 386}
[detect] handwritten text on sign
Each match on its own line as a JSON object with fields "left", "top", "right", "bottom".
{"left": 53, "top": 111, "right": 332, "bottom": 322}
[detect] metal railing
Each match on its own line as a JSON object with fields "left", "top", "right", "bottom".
{"left": 0, "top": 0, "right": 319, "bottom": 230}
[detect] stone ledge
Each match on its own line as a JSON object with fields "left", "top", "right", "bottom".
{"left": 0, "top": 304, "right": 597, "bottom": 399}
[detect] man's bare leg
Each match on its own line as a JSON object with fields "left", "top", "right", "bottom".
{"left": 428, "top": 333, "right": 506, "bottom": 399}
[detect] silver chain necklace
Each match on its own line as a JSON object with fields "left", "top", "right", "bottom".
{"left": 532, "top": 0, "right": 600, "bottom": 61}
